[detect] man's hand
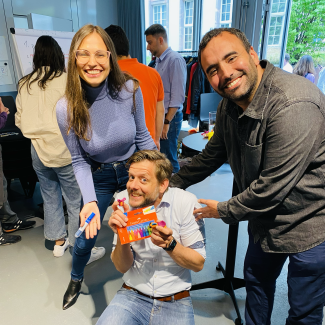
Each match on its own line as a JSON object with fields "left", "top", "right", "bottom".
{"left": 0, "top": 98, "right": 9, "bottom": 115}
{"left": 80, "top": 201, "right": 100, "bottom": 239}
{"left": 151, "top": 223, "right": 173, "bottom": 248}
{"left": 194, "top": 199, "right": 220, "bottom": 221}
{"left": 109, "top": 201, "right": 130, "bottom": 233}
{"left": 161, "top": 124, "right": 169, "bottom": 139}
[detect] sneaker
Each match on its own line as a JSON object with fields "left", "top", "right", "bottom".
{"left": 0, "top": 233, "right": 21, "bottom": 246}
{"left": 53, "top": 238, "right": 70, "bottom": 257}
{"left": 86, "top": 247, "right": 106, "bottom": 265}
{"left": 2, "top": 219, "right": 36, "bottom": 233}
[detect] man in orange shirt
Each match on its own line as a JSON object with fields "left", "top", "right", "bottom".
{"left": 105, "top": 25, "right": 164, "bottom": 150}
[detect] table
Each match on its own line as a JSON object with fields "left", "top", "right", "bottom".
{"left": 182, "top": 132, "right": 209, "bottom": 156}
{"left": 182, "top": 133, "right": 245, "bottom": 325}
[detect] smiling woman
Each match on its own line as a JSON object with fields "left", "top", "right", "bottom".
{"left": 75, "top": 34, "right": 111, "bottom": 87}
{"left": 56, "top": 24, "right": 157, "bottom": 310}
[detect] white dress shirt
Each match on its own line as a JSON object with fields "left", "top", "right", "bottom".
{"left": 113, "top": 187, "right": 206, "bottom": 297}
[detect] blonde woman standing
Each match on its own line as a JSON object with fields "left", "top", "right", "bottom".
{"left": 15, "top": 36, "right": 81, "bottom": 256}
{"left": 56, "top": 24, "right": 156, "bottom": 310}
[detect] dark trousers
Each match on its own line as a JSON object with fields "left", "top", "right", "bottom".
{"left": 244, "top": 228, "right": 325, "bottom": 325}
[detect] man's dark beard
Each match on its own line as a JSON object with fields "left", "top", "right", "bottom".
{"left": 218, "top": 58, "right": 258, "bottom": 103}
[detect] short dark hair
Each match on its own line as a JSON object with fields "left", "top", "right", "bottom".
{"left": 126, "top": 150, "right": 173, "bottom": 183}
{"left": 198, "top": 28, "right": 251, "bottom": 66}
{"left": 285, "top": 53, "right": 290, "bottom": 62}
{"left": 105, "top": 25, "right": 129, "bottom": 57}
{"left": 144, "top": 24, "right": 167, "bottom": 42}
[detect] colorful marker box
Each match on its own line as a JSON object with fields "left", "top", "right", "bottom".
{"left": 118, "top": 205, "right": 158, "bottom": 245}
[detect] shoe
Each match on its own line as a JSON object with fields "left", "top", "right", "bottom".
{"left": 2, "top": 219, "right": 36, "bottom": 233}
{"left": 0, "top": 233, "right": 22, "bottom": 246}
{"left": 63, "top": 278, "right": 83, "bottom": 310}
{"left": 86, "top": 246, "right": 106, "bottom": 265}
{"left": 53, "top": 238, "right": 70, "bottom": 257}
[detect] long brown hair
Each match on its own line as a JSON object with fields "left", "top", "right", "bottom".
{"left": 293, "top": 55, "right": 315, "bottom": 77}
{"left": 65, "top": 24, "right": 139, "bottom": 141}
{"left": 18, "top": 35, "right": 65, "bottom": 93}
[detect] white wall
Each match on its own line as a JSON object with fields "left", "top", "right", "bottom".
{"left": 0, "top": 0, "right": 118, "bottom": 95}
{"left": 168, "top": 0, "right": 180, "bottom": 50}
{"left": 12, "top": 0, "right": 72, "bottom": 20}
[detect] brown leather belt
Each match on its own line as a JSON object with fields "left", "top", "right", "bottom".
{"left": 122, "top": 283, "right": 190, "bottom": 302}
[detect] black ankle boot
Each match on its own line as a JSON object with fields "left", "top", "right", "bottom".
{"left": 62, "top": 278, "right": 83, "bottom": 310}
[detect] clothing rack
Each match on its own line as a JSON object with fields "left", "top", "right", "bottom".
{"left": 177, "top": 50, "right": 198, "bottom": 56}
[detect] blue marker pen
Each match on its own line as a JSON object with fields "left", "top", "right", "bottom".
{"left": 75, "top": 212, "right": 96, "bottom": 238}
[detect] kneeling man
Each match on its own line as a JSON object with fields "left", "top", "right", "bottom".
{"left": 96, "top": 150, "right": 206, "bottom": 325}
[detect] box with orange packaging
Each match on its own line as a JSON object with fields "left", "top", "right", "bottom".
{"left": 117, "top": 204, "right": 166, "bottom": 245}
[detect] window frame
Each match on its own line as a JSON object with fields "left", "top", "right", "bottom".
{"left": 184, "top": 0, "right": 194, "bottom": 50}
{"left": 220, "top": 0, "right": 233, "bottom": 25}
{"left": 152, "top": 3, "right": 167, "bottom": 29}
{"left": 267, "top": 0, "right": 288, "bottom": 47}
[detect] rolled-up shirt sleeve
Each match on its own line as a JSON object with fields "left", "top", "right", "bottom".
{"left": 179, "top": 193, "right": 206, "bottom": 259}
{"left": 168, "top": 58, "right": 186, "bottom": 109}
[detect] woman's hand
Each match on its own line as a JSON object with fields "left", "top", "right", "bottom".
{"left": 154, "top": 138, "right": 160, "bottom": 151}
{"left": 0, "top": 98, "right": 9, "bottom": 114}
{"left": 80, "top": 201, "right": 100, "bottom": 239}
{"left": 109, "top": 201, "right": 130, "bottom": 234}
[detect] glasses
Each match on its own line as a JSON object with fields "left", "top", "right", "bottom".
{"left": 75, "top": 50, "right": 111, "bottom": 64}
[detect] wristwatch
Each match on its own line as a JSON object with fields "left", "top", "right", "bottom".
{"left": 164, "top": 118, "right": 170, "bottom": 125}
{"left": 163, "top": 237, "right": 177, "bottom": 251}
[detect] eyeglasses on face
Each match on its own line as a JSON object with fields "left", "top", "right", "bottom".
{"left": 75, "top": 50, "right": 111, "bottom": 64}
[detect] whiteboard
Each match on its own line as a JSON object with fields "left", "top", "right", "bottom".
{"left": 10, "top": 28, "right": 75, "bottom": 80}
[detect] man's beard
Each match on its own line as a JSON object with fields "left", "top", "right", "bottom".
{"left": 150, "top": 49, "right": 158, "bottom": 57}
{"left": 128, "top": 188, "right": 160, "bottom": 209}
{"left": 217, "top": 57, "right": 258, "bottom": 103}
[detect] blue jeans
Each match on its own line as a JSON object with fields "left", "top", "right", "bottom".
{"left": 31, "top": 145, "right": 81, "bottom": 246}
{"left": 160, "top": 110, "right": 183, "bottom": 173}
{"left": 71, "top": 159, "right": 129, "bottom": 280}
{"left": 244, "top": 228, "right": 325, "bottom": 325}
{"left": 96, "top": 287, "right": 195, "bottom": 325}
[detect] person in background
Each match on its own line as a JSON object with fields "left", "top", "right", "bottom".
{"left": 282, "top": 53, "right": 293, "bottom": 73}
{"left": 293, "top": 54, "right": 316, "bottom": 83}
{"left": 105, "top": 25, "right": 165, "bottom": 150}
{"left": 0, "top": 97, "right": 33, "bottom": 245}
{"left": 145, "top": 24, "right": 186, "bottom": 173}
{"left": 96, "top": 150, "right": 205, "bottom": 325}
{"left": 317, "top": 65, "right": 325, "bottom": 94}
{"left": 56, "top": 24, "right": 156, "bottom": 310}
{"left": 15, "top": 36, "right": 81, "bottom": 256}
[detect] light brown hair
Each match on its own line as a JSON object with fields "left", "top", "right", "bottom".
{"left": 65, "top": 24, "right": 139, "bottom": 140}
{"left": 293, "top": 55, "right": 315, "bottom": 77}
{"left": 126, "top": 150, "right": 173, "bottom": 184}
